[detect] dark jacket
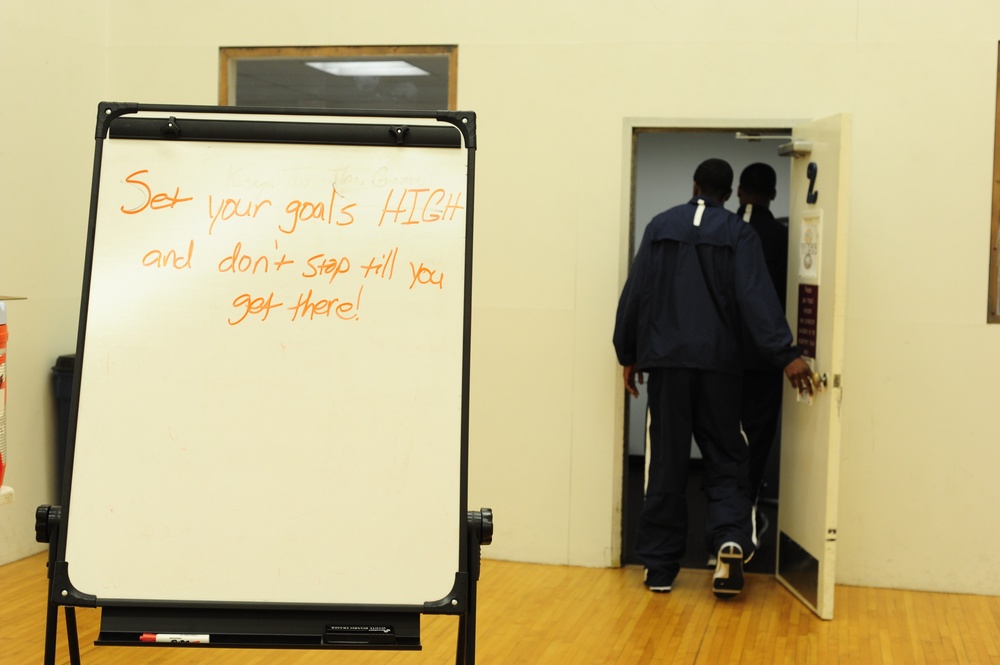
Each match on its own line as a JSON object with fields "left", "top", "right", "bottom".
{"left": 613, "top": 197, "right": 798, "bottom": 374}
{"left": 737, "top": 204, "right": 789, "bottom": 370}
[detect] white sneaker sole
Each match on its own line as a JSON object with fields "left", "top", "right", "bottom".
{"left": 713, "top": 543, "right": 745, "bottom": 598}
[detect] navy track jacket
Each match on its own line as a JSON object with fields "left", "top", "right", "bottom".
{"left": 613, "top": 197, "right": 799, "bottom": 375}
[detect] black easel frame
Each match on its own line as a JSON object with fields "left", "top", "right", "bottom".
{"left": 37, "top": 506, "right": 492, "bottom": 663}
{"left": 37, "top": 102, "right": 487, "bottom": 663}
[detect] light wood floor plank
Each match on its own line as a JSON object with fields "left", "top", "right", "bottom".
{"left": 3, "top": 552, "right": 1000, "bottom": 664}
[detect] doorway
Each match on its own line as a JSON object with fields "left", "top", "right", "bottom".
{"left": 621, "top": 127, "right": 792, "bottom": 572}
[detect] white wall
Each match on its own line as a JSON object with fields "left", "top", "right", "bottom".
{"left": 3, "top": 1, "right": 1000, "bottom": 596}
{"left": 0, "top": 4, "right": 107, "bottom": 562}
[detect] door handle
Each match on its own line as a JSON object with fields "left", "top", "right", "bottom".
{"left": 811, "top": 372, "right": 828, "bottom": 390}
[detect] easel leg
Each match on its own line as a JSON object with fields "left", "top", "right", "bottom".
{"left": 464, "top": 571, "right": 479, "bottom": 664}
{"left": 65, "top": 607, "right": 82, "bottom": 665}
{"left": 43, "top": 590, "right": 58, "bottom": 665}
{"left": 37, "top": 504, "right": 81, "bottom": 665}
{"left": 44, "top": 605, "right": 82, "bottom": 665}
{"left": 455, "top": 578, "right": 478, "bottom": 665}
{"left": 456, "top": 509, "right": 492, "bottom": 665}
{"left": 456, "top": 614, "right": 467, "bottom": 664}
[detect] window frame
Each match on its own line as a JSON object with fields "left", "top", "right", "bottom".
{"left": 218, "top": 45, "right": 458, "bottom": 110}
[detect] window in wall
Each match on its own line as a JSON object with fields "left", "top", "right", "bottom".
{"left": 991, "top": 43, "right": 1000, "bottom": 322}
{"left": 219, "top": 46, "right": 456, "bottom": 111}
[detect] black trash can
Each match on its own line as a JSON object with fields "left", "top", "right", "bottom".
{"left": 51, "top": 354, "right": 75, "bottom": 492}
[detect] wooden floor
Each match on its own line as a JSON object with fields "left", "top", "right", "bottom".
{"left": 3, "top": 552, "right": 1000, "bottom": 664}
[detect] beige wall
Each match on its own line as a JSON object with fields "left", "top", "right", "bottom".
{"left": 0, "top": 4, "right": 107, "bottom": 562}
{"left": 3, "top": 1, "right": 1000, "bottom": 596}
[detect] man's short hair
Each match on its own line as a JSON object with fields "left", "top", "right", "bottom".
{"left": 693, "top": 158, "right": 734, "bottom": 198}
{"left": 739, "top": 162, "right": 777, "bottom": 197}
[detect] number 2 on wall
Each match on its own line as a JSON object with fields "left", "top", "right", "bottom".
{"left": 806, "top": 162, "right": 819, "bottom": 204}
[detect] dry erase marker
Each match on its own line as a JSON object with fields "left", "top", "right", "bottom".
{"left": 139, "top": 633, "right": 210, "bottom": 643}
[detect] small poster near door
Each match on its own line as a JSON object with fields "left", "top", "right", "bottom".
{"left": 798, "top": 211, "right": 822, "bottom": 281}
{"left": 797, "top": 283, "right": 819, "bottom": 359}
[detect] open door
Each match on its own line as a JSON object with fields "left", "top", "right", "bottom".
{"left": 775, "top": 114, "right": 851, "bottom": 620}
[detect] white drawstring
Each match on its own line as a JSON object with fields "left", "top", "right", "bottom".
{"left": 742, "top": 203, "right": 753, "bottom": 223}
{"left": 693, "top": 199, "right": 706, "bottom": 227}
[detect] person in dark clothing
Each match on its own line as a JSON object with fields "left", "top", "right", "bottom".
{"left": 736, "top": 163, "right": 789, "bottom": 526}
{"left": 613, "top": 158, "right": 812, "bottom": 598}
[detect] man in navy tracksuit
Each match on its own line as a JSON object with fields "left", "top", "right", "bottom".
{"left": 613, "top": 158, "right": 812, "bottom": 598}
{"left": 736, "top": 163, "right": 789, "bottom": 517}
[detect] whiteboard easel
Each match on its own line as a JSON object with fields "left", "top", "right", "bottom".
{"left": 37, "top": 103, "right": 488, "bottom": 663}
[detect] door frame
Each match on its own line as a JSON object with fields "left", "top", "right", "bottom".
{"left": 617, "top": 117, "right": 808, "bottom": 566}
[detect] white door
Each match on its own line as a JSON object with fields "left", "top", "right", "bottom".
{"left": 776, "top": 114, "right": 851, "bottom": 620}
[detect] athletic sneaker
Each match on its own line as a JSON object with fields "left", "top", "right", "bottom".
{"left": 712, "top": 542, "right": 745, "bottom": 599}
{"left": 708, "top": 507, "right": 761, "bottom": 569}
{"left": 644, "top": 568, "right": 677, "bottom": 593}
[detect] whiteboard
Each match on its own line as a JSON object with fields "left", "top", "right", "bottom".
{"left": 60, "top": 107, "right": 473, "bottom": 608}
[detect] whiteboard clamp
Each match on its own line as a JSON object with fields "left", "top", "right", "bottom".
{"left": 389, "top": 125, "right": 409, "bottom": 145}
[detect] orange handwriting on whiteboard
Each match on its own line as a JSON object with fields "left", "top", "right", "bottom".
{"left": 207, "top": 195, "right": 273, "bottom": 235}
{"left": 289, "top": 286, "right": 362, "bottom": 322}
{"left": 361, "top": 247, "right": 398, "bottom": 280}
{"left": 377, "top": 188, "right": 464, "bottom": 227}
{"left": 218, "top": 242, "right": 294, "bottom": 275}
{"left": 120, "top": 170, "right": 193, "bottom": 214}
{"left": 280, "top": 186, "right": 356, "bottom": 235}
{"left": 228, "top": 292, "right": 284, "bottom": 326}
{"left": 301, "top": 254, "right": 351, "bottom": 284}
{"left": 142, "top": 240, "right": 194, "bottom": 269}
{"left": 409, "top": 262, "right": 444, "bottom": 290}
